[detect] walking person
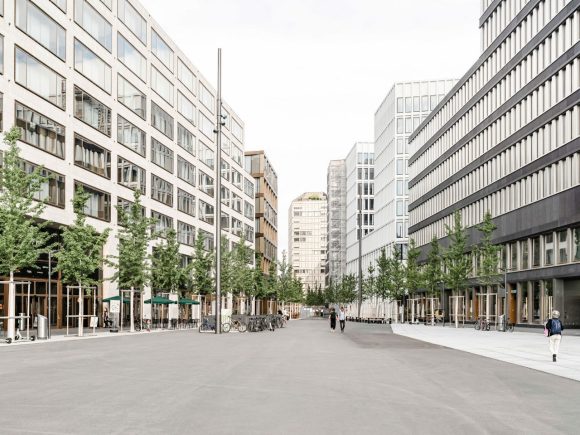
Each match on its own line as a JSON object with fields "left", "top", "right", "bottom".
{"left": 545, "top": 310, "right": 564, "bottom": 362}
{"left": 329, "top": 308, "right": 337, "bottom": 332}
{"left": 338, "top": 307, "right": 346, "bottom": 333}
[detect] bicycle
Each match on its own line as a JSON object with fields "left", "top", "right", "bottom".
{"left": 474, "top": 317, "right": 491, "bottom": 331}
{"left": 198, "top": 317, "right": 230, "bottom": 333}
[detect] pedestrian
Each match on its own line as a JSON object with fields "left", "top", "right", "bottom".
{"left": 338, "top": 306, "right": 346, "bottom": 333}
{"left": 329, "top": 308, "right": 337, "bottom": 332}
{"left": 103, "top": 308, "right": 112, "bottom": 328}
{"left": 545, "top": 310, "right": 564, "bottom": 362}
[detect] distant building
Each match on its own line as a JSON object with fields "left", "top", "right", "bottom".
{"left": 245, "top": 150, "right": 278, "bottom": 275}
{"left": 289, "top": 192, "right": 328, "bottom": 292}
{"left": 326, "top": 160, "right": 347, "bottom": 285}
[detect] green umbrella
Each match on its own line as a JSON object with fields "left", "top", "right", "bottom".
{"left": 103, "top": 295, "right": 131, "bottom": 303}
{"left": 178, "top": 298, "right": 200, "bottom": 305}
{"left": 144, "top": 296, "right": 176, "bottom": 305}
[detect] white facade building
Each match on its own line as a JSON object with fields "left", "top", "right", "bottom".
{"left": 326, "top": 159, "right": 347, "bottom": 285}
{"left": 288, "top": 192, "right": 328, "bottom": 292}
{"left": 0, "top": 0, "right": 255, "bottom": 326}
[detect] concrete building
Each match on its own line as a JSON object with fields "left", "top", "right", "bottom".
{"left": 245, "top": 150, "right": 278, "bottom": 275}
{"left": 288, "top": 192, "right": 328, "bottom": 292}
{"left": 0, "top": 0, "right": 255, "bottom": 328}
{"left": 408, "top": 0, "right": 580, "bottom": 326}
{"left": 345, "top": 142, "right": 374, "bottom": 276}
{"left": 326, "top": 160, "right": 347, "bottom": 285}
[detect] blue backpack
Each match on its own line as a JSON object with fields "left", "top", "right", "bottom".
{"left": 551, "top": 319, "right": 562, "bottom": 334}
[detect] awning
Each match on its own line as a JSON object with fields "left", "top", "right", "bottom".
{"left": 103, "top": 295, "right": 131, "bottom": 303}
{"left": 178, "top": 298, "right": 200, "bottom": 305}
{"left": 144, "top": 296, "right": 176, "bottom": 305}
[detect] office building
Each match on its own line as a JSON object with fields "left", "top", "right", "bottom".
{"left": 326, "top": 160, "right": 347, "bottom": 285}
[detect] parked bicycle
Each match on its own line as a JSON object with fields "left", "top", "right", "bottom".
{"left": 474, "top": 317, "right": 491, "bottom": 331}
{"left": 199, "top": 316, "right": 230, "bottom": 333}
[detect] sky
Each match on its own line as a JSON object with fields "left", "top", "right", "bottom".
{"left": 140, "top": 0, "right": 481, "bottom": 255}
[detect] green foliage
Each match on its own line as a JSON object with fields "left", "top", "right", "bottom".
{"left": 305, "top": 289, "right": 324, "bottom": 306}
{"left": 387, "top": 246, "right": 406, "bottom": 300}
{"left": 338, "top": 273, "right": 358, "bottom": 304}
{"left": 191, "top": 229, "right": 213, "bottom": 295}
{"left": 151, "top": 229, "right": 188, "bottom": 294}
{"left": 406, "top": 239, "right": 423, "bottom": 296}
{"left": 218, "top": 235, "right": 235, "bottom": 294}
{"left": 375, "top": 249, "right": 390, "bottom": 301}
{"left": 263, "top": 260, "right": 278, "bottom": 298}
{"left": 231, "top": 234, "right": 254, "bottom": 296}
{"left": 444, "top": 210, "right": 472, "bottom": 293}
{"left": 476, "top": 211, "right": 502, "bottom": 287}
{"left": 363, "top": 265, "right": 376, "bottom": 299}
{"left": 109, "top": 190, "right": 154, "bottom": 292}
{"left": 0, "top": 127, "right": 52, "bottom": 276}
{"left": 324, "top": 281, "right": 338, "bottom": 305}
{"left": 424, "top": 236, "right": 443, "bottom": 296}
{"left": 56, "top": 185, "right": 110, "bottom": 288}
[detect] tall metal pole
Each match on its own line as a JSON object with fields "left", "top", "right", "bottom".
{"left": 504, "top": 267, "right": 508, "bottom": 331}
{"left": 357, "top": 183, "right": 363, "bottom": 318}
{"left": 48, "top": 251, "right": 52, "bottom": 339}
{"left": 214, "top": 48, "right": 223, "bottom": 334}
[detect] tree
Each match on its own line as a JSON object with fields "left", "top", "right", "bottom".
{"left": 109, "top": 189, "right": 154, "bottom": 332}
{"left": 388, "top": 246, "right": 407, "bottom": 322}
{"left": 363, "top": 265, "right": 376, "bottom": 301}
{"left": 375, "top": 249, "right": 390, "bottom": 303}
{"left": 405, "top": 239, "right": 423, "bottom": 323}
{"left": 476, "top": 211, "right": 501, "bottom": 288}
{"left": 56, "top": 186, "right": 110, "bottom": 337}
{"left": 0, "top": 127, "right": 52, "bottom": 340}
{"left": 323, "top": 281, "right": 338, "bottom": 306}
{"left": 231, "top": 234, "right": 254, "bottom": 298}
{"left": 191, "top": 230, "right": 214, "bottom": 296}
{"left": 424, "top": 236, "right": 443, "bottom": 326}
{"left": 276, "top": 251, "right": 294, "bottom": 308}
{"left": 151, "top": 229, "right": 188, "bottom": 295}
{"left": 338, "top": 274, "right": 357, "bottom": 305}
{"left": 218, "top": 235, "right": 235, "bottom": 296}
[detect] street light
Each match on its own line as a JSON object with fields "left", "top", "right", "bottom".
{"left": 47, "top": 249, "right": 59, "bottom": 339}
{"left": 499, "top": 266, "right": 514, "bottom": 332}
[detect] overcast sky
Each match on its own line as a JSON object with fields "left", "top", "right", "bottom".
{"left": 140, "top": 0, "right": 481, "bottom": 255}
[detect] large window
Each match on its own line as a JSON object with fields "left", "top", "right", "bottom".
{"left": 177, "top": 156, "right": 195, "bottom": 186}
{"left": 75, "top": 182, "right": 110, "bottom": 221}
{"left": 198, "top": 141, "right": 214, "bottom": 169}
{"left": 532, "top": 236, "right": 541, "bottom": 267}
{"left": 199, "top": 171, "right": 214, "bottom": 197}
{"left": 151, "top": 67, "right": 174, "bottom": 106}
{"left": 232, "top": 119, "right": 243, "bottom": 141}
{"left": 15, "top": 47, "right": 66, "bottom": 109}
{"left": 558, "top": 230, "right": 568, "bottom": 264}
{"left": 521, "top": 240, "right": 529, "bottom": 269}
{"left": 16, "top": 0, "right": 66, "bottom": 60}
{"left": 74, "top": 39, "right": 111, "bottom": 93}
{"left": 151, "top": 174, "right": 173, "bottom": 207}
{"left": 15, "top": 102, "right": 65, "bottom": 158}
{"left": 177, "top": 58, "right": 195, "bottom": 94}
{"left": 544, "top": 233, "right": 554, "bottom": 266}
{"left": 177, "top": 123, "right": 195, "bottom": 155}
{"left": 152, "top": 30, "right": 173, "bottom": 71}
{"left": 177, "top": 92, "right": 195, "bottom": 125}
{"left": 177, "top": 189, "right": 195, "bottom": 217}
{"left": 199, "top": 111, "right": 214, "bottom": 140}
{"left": 177, "top": 221, "right": 195, "bottom": 246}
{"left": 17, "top": 160, "right": 65, "bottom": 208}
{"left": 74, "top": 135, "right": 111, "bottom": 178}
{"left": 74, "top": 0, "right": 112, "bottom": 52}
{"left": 74, "top": 86, "right": 111, "bottom": 136}
{"left": 151, "top": 211, "right": 173, "bottom": 237}
{"left": 117, "top": 157, "right": 145, "bottom": 193}
{"left": 574, "top": 228, "right": 580, "bottom": 262}
{"left": 199, "top": 83, "right": 215, "bottom": 113}
{"left": 198, "top": 229, "right": 214, "bottom": 251}
{"left": 117, "top": 115, "right": 145, "bottom": 156}
{"left": 118, "top": 75, "right": 146, "bottom": 119}
{"left": 151, "top": 138, "right": 173, "bottom": 173}
{"left": 198, "top": 200, "right": 214, "bottom": 225}
{"left": 118, "top": 0, "right": 146, "bottom": 44}
{"left": 151, "top": 102, "right": 174, "bottom": 140}
{"left": 118, "top": 33, "right": 146, "bottom": 82}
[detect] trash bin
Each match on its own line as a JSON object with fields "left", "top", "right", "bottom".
{"left": 37, "top": 315, "right": 48, "bottom": 340}
{"left": 498, "top": 314, "right": 506, "bottom": 332}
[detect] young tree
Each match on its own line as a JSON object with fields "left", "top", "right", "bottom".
{"left": 151, "top": 229, "right": 188, "bottom": 295}
{"left": 276, "top": 251, "right": 294, "bottom": 309}
{"left": 444, "top": 211, "right": 472, "bottom": 327}
{"left": 424, "top": 236, "right": 443, "bottom": 325}
{"left": 0, "top": 128, "right": 52, "bottom": 340}
{"left": 406, "top": 239, "right": 423, "bottom": 322}
{"left": 375, "top": 249, "right": 390, "bottom": 306}
{"left": 338, "top": 274, "right": 358, "bottom": 305}
{"left": 191, "top": 230, "right": 214, "bottom": 315}
{"left": 388, "top": 246, "right": 407, "bottom": 322}
{"left": 364, "top": 265, "right": 376, "bottom": 301}
{"left": 109, "top": 189, "right": 154, "bottom": 332}
{"left": 56, "top": 186, "right": 110, "bottom": 337}
{"left": 476, "top": 211, "right": 502, "bottom": 289}
{"left": 218, "top": 235, "right": 234, "bottom": 297}
{"left": 231, "top": 234, "right": 254, "bottom": 299}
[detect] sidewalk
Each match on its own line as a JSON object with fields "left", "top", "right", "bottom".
{"left": 391, "top": 323, "right": 580, "bottom": 382}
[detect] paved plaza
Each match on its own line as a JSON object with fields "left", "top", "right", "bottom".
{"left": 1, "top": 319, "right": 580, "bottom": 434}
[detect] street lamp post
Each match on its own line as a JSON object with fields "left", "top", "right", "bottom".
{"left": 357, "top": 184, "right": 363, "bottom": 318}
{"left": 500, "top": 266, "right": 513, "bottom": 332}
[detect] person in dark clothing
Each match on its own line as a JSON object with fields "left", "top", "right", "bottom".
{"left": 338, "top": 307, "right": 346, "bottom": 333}
{"left": 329, "top": 308, "right": 337, "bottom": 332}
{"left": 546, "top": 310, "right": 564, "bottom": 362}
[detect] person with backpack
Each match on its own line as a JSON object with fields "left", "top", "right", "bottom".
{"left": 329, "top": 308, "right": 337, "bottom": 332}
{"left": 545, "top": 310, "right": 564, "bottom": 362}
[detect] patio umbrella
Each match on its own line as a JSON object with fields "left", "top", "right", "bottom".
{"left": 144, "top": 297, "right": 176, "bottom": 328}
{"left": 177, "top": 298, "right": 200, "bottom": 305}
{"left": 102, "top": 295, "right": 131, "bottom": 303}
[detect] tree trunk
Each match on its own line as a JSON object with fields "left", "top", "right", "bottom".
{"left": 78, "top": 281, "right": 83, "bottom": 337}
{"left": 7, "top": 271, "right": 16, "bottom": 339}
{"left": 130, "top": 287, "right": 135, "bottom": 333}
{"left": 454, "top": 292, "right": 459, "bottom": 329}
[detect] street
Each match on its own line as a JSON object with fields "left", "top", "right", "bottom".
{"left": 1, "top": 319, "right": 579, "bottom": 434}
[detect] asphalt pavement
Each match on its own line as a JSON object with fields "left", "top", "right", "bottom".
{"left": 1, "top": 318, "right": 579, "bottom": 434}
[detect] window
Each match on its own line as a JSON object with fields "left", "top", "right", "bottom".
{"left": 558, "top": 230, "right": 568, "bottom": 264}
{"left": 151, "top": 30, "right": 173, "bottom": 70}
{"left": 198, "top": 141, "right": 214, "bottom": 169}
{"left": 177, "top": 58, "right": 195, "bottom": 94}
{"left": 117, "top": 157, "right": 145, "bottom": 193}
{"left": 0, "top": 35, "right": 3, "bottom": 75}
{"left": 75, "top": 182, "right": 110, "bottom": 221}
{"left": 177, "top": 221, "right": 195, "bottom": 246}
{"left": 117, "top": 197, "right": 144, "bottom": 225}
{"left": 430, "top": 95, "right": 438, "bottom": 110}
{"left": 177, "top": 156, "right": 195, "bottom": 186}
{"left": 396, "top": 98, "right": 403, "bottom": 113}
{"left": 118, "top": 0, "right": 146, "bottom": 44}
{"left": 177, "top": 123, "right": 195, "bottom": 155}
{"left": 221, "top": 212, "right": 230, "bottom": 232}
{"left": 221, "top": 161, "right": 230, "bottom": 181}
{"left": 117, "top": 115, "right": 145, "bottom": 156}
{"left": 14, "top": 160, "right": 65, "bottom": 208}
{"left": 413, "top": 96, "right": 420, "bottom": 112}
{"left": 198, "top": 229, "right": 214, "bottom": 251}
{"left": 231, "top": 217, "right": 242, "bottom": 236}
{"left": 15, "top": 47, "right": 66, "bottom": 109}
{"left": 244, "top": 178, "right": 254, "bottom": 198}
{"left": 521, "top": 240, "right": 529, "bottom": 269}
{"left": 232, "top": 119, "right": 243, "bottom": 141}
{"left": 51, "top": 0, "right": 67, "bottom": 12}
{"left": 199, "top": 111, "right": 214, "bottom": 140}
{"left": 117, "top": 33, "right": 147, "bottom": 82}
{"left": 231, "top": 193, "right": 242, "bottom": 213}
{"left": 151, "top": 138, "right": 174, "bottom": 173}
{"left": 74, "top": 39, "right": 111, "bottom": 93}
{"left": 199, "top": 84, "right": 215, "bottom": 112}
{"left": 421, "top": 95, "right": 429, "bottom": 111}
{"left": 74, "top": 135, "right": 111, "bottom": 178}
{"left": 199, "top": 200, "right": 214, "bottom": 225}
{"left": 245, "top": 224, "right": 254, "bottom": 243}
{"left": 544, "top": 233, "right": 554, "bottom": 266}
{"left": 15, "top": 102, "right": 65, "bottom": 158}
{"left": 532, "top": 236, "right": 541, "bottom": 267}
{"left": 221, "top": 186, "right": 230, "bottom": 207}
{"left": 118, "top": 75, "right": 146, "bottom": 118}
{"left": 74, "top": 86, "right": 111, "bottom": 136}
{"left": 177, "top": 92, "right": 195, "bottom": 125}
{"left": 74, "top": 0, "right": 112, "bottom": 52}
{"left": 405, "top": 97, "right": 411, "bottom": 112}
{"left": 405, "top": 117, "right": 412, "bottom": 133}
{"left": 396, "top": 159, "right": 404, "bottom": 175}
{"left": 574, "top": 228, "right": 580, "bottom": 262}
{"left": 396, "top": 200, "right": 403, "bottom": 216}
{"left": 151, "top": 102, "right": 174, "bottom": 140}
{"left": 231, "top": 146, "right": 243, "bottom": 167}
{"left": 177, "top": 189, "right": 195, "bottom": 216}
{"left": 16, "top": 0, "right": 66, "bottom": 60}
{"left": 396, "top": 118, "right": 403, "bottom": 134}
{"left": 151, "top": 211, "right": 173, "bottom": 236}
{"left": 231, "top": 169, "right": 243, "bottom": 190}
{"left": 244, "top": 201, "right": 254, "bottom": 219}
{"left": 151, "top": 66, "right": 173, "bottom": 106}
{"left": 151, "top": 174, "right": 173, "bottom": 206}
{"left": 199, "top": 171, "right": 214, "bottom": 197}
